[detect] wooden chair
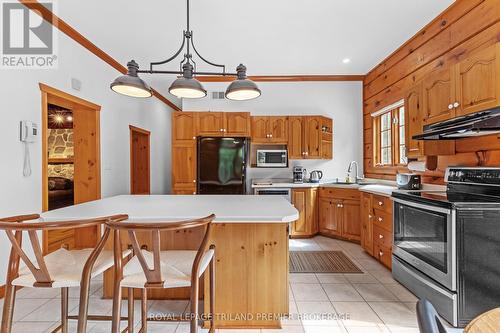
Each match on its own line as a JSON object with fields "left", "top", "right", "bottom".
{"left": 106, "top": 214, "right": 216, "bottom": 333}
{"left": 0, "top": 213, "right": 130, "bottom": 333}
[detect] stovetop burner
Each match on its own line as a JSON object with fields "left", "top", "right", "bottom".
{"left": 395, "top": 190, "right": 500, "bottom": 205}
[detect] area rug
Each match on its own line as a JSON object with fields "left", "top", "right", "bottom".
{"left": 289, "top": 251, "right": 363, "bottom": 273}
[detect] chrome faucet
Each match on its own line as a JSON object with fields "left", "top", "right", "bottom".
{"left": 347, "top": 161, "right": 363, "bottom": 183}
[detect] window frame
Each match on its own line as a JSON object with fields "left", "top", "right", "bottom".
{"left": 372, "top": 100, "right": 407, "bottom": 167}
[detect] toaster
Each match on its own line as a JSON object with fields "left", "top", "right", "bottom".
{"left": 396, "top": 173, "right": 421, "bottom": 190}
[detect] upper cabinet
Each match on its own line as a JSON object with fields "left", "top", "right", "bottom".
{"left": 197, "top": 112, "right": 251, "bottom": 137}
{"left": 286, "top": 116, "right": 333, "bottom": 159}
{"left": 405, "top": 83, "right": 424, "bottom": 158}
{"left": 251, "top": 116, "right": 288, "bottom": 143}
{"left": 455, "top": 43, "right": 500, "bottom": 117}
{"left": 422, "top": 65, "right": 456, "bottom": 125}
{"left": 172, "top": 112, "right": 197, "bottom": 143}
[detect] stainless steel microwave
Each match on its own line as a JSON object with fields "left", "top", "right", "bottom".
{"left": 256, "top": 149, "right": 288, "bottom": 167}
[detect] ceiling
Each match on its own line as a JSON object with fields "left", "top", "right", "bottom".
{"left": 55, "top": 0, "right": 454, "bottom": 98}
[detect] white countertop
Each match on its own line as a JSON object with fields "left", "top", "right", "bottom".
{"left": 41, "top": 195, "right": 299, "bottom": 223}
{"left": 357, "top": 184, "right": 396, "bottom": 196}
{"left": 251, "top": 178, "right": 332, "bottom": 188}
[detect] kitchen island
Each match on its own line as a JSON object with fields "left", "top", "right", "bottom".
{"left": 41, "top": 195, "right": 298, "bottom": 328}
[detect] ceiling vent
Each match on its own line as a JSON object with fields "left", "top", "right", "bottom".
{"left": 211, "top": 91, "right": 225, "bottom": 100}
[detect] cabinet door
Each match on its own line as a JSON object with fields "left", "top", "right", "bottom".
{"left": 456, "top": 44, "right": 499, "bottom": 116}
{"left": 306, "top": 188, "right": 318, "bottom": 235}
{"left": 318, "top": 197, "right": 332, "bottom": 234}
{"left": 342, "top": 199, "right": 361, "bottom": 242}
{"left": 268, "top": 116, "right": 288, "bottom": 143}
{"left": 172, "top": 142, "right": 197, "bottom": 190}
{"left": 172, "top": 186, "right": 196, "bottom": 195}
{"left": 197, "top": 112, "right": 225, "bottom": 136}
{"left": 288, "top": 116, "right": 304, "bottom": 159}
{"left": 321, "top": 117, "right": 333, "bottom": 159}
{"left": 361, "top": 193, "right": 373, "bottom": 255}
{"left": 405, "top": 83, "right": 424, "bottom": 158}
{"left": 304, "top": 116, "right": 322, "bottom": 158}
{"left": 291, "top": 189, "right": 307, "bottom": 235}
{"left": 422, "top": 66, "right": 455, "bottom": 124}
{"left": 225, "top": 112, "right": 251, "bottom": 137}
{"left": 172, "top": 112, "right": 197, "bottom": 142}
{"left": 251, "top": 116, "right": 269, "bottom": 142}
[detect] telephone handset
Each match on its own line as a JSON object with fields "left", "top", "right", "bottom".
{"left": 20, "top": 121, "right": 38, "bottom": 143}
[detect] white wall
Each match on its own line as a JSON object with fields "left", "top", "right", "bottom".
{"left": 183, "top": 81, "right": 363, "bottom": 186}
{"left": 0, "top": 32, "right": 174, "bottom": 284}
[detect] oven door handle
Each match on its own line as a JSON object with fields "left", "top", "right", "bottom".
{"left": 392, "top": 198, "right": 452, "bottom": 215}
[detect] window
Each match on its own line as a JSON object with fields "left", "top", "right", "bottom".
{"left": 372, "top": 100, "right": 407, "bottom": 166}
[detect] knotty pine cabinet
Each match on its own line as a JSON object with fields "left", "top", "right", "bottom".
{"left": 290, "top": 188, "right": 318, "bottom": 238}
{"left": 171, "top": 142, "right": 197, "bottom": 194}
{"left": 287, "top": 116, "right": 333, "bottom": 159}
{"left": 318, "top": 188, "right": 361, "bottom": 242}
{"left": 360, "top": 192, "right": 393, "bottom": 270}
{"left": 251, "top": 116, "right": 288, "bottom": 143}
{"left": 197, "top": 112, "right": 251, "bottom": 137}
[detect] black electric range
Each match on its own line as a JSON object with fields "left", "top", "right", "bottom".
{"left": 391, "top": 167, "right": 500, "bottom": 328}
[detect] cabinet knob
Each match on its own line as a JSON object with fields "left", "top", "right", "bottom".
{"left": 368, "top": 214, "right": 372, "bottom": 219}
{"left": 193, "top": 192, "right": 196, "bottom": 195}
{"left": 453, "top": 102, "right": 460, "bottom": 108}
{"left": 378, "top": 217, "right": 383, "bottom": 222}
{"left": 304, "top": 152, "right": 309, "bottom": 156}
{"left": 269, "top": 134, "right": 273, "bottom": 138}
{"left": 192, "top": 136, "right": 196, "bottom": 140}
{"left": 224, "top": 128, "right": 227, "bottom": 132}
{"left": 266, "top": 134, "right": 270, "bottom": 138}
{"left": 378, "top": 201, "right": 383, "bottom": 206}
{"left": 379, "top": 234, "right": 383, "bottom": 239}
{"left": 193, "top": 180, "right": 196, "bottom": 183}
{"left": 448, "top": 104, "right": 453, "bottom": 110}
{"left": 379, "top": 251, "right": 384, "bottom": 257}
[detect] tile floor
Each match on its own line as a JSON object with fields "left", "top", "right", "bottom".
{"left": 1, "top": 236, "right": 420, "bottom": 333}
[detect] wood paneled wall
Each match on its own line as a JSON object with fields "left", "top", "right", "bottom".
{"left": 363, "top": 0, "right": 500, "bottom": 182}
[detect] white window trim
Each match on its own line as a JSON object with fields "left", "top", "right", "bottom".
{"left": 370, "top": 99, "right": 404, "bottom": 118}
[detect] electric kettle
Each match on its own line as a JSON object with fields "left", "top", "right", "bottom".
{"left": 309, "top": 170, "right": 323, "bottom": 183}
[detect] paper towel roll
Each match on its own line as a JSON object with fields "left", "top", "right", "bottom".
{"left": 407, "top": 160, "right": 426, "bottom": 172}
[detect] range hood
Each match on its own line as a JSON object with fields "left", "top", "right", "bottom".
{"left": 413, "top": 106, "right": 500, "bottom": 140}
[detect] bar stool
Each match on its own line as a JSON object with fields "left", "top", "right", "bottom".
{"left": 106, "top": 214, "right": 216, "bottom": 333}
{"left": 0, "top": 213, "right": 130, "bottom": 333}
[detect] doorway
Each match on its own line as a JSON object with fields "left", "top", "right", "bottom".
{"left": 129, "top": 125, "right": 151, "bottom": 194}
{"left": 40, "top": 83, "right": 101, "bottom": 253}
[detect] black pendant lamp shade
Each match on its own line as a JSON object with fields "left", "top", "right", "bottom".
{"left": 225, "top": 64, "right": 261, "bottom": 101}
{"left": 110, "top": 60, "right": 153, "bottom": 98}
{"left": 169, "top": 63, "right": 207, "bottom": 99}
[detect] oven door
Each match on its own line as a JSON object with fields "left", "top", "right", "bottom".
{"left": 393, "top": 198, "right": 456, "bottom": 291}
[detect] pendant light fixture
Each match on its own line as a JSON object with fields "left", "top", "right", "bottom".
{"left": 110, "top": 0, "right": 260, "bottom": 101}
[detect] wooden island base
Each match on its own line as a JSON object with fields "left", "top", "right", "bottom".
{"left": 103, "top": 223, "right": 289, "bottom": 328}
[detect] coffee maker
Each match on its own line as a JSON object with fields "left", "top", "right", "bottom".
{"left": 293, "top": 166, "right": 306, "bottom": 183}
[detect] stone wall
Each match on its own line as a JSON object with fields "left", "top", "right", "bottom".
{"left": 48, "top": 163, "right": 74, "bottom": 179}
{"left": 48, "top": 129, "right": 73, "bottom": 158}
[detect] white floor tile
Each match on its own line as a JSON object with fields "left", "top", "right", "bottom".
{"left": 343, "top": 273, "right": 378, "bottom": 284}
{"left": 368, "top": 302, "right": 418, "bottom": 328}
{"left": 384, "top": 284, "right": 418, "bottom": 303}
{"left": 345, "top": 325, "right": 390, "bottom": 333}
{"left": 315, "top": 274, "right": 348, "bottom": 284}
{"left": 295, "top": 301, "right": 339, "bottom": 326}
{"left": 322, "top": 284, "right": 364, "bottom": 302}
{"left": 352, "top": 284, "right": 398, "bottom": 302}
{"left": 12, "top": 298, "right": 52, "bottom": 321}
{"left": 290, "top": 273, "right": 319, "bottom": 284}
{"left": 369, "top": 270, "right": 397, "bottom": 284}
{"left": 12, "top": 321, "right": 56, "bottom": 333}
{"left": 332, "top": 301, "right": 383, "bottom": 327}
{"left": 290, "top": 239, "right": 322, "bottom": 252}
{"left": 302, "top": 325, "right": 345, "bottom": 333}
{"left": 290, "top": 284, "right": 328, "bottom": 301}
{"left": 21, "top": 298, "right": 79, "bottom": 322}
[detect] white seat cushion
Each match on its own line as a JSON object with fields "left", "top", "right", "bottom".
{"left": 13, "top": 248, "right": 130, "bottom": 288}
{"left": 121, "top": 249, "right": 214, "bottom": 289}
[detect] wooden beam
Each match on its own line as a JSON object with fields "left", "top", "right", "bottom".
{"left": 18, "top": 0, "right": 181, "bottom": 112}
{"left": 198, "top": 75, "right": 364, "bottom": 82}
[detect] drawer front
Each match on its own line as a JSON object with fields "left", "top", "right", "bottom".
{"left": 319, "top": 187, "right": 359, "bottom": 200}
{"left": 374, "top": 243, "right": 392, "bottom": 269}
{"left": 372, "top": 194, "right": 392, "bottom": 214}
{"left": 373, "top": 225, "right": 392, "bottom": 248}
{"left": 373, "top": 209, "right": 392, "bottom": 232}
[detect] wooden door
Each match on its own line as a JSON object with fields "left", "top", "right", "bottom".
{"left": 330, "top": 200, "right": 343, "bottom": 237}
{"left": 172, "top": 142, "right": 197, "bottom": 191}
{"left": 225, "top": 112, "right": 251, "bottom": 137}
{"left": 130, "top": 126, "right": 150, "bottom": 195}
{"left": 288, "top": 116, "right": 304, "bottom": 159}
{"left": 172, "top": 112, "right": 197, "bottom": 142}
{"left": 306, "top": 188, "right": 318, "bottom": 235}
{"left": 268, "top": 116, "right": 288, "bottom": 143}
{"left": 361, "top": 193, "right": 374, "bottom": 255}
{"left": 405, "top": 83, "right": 424, "bottom": 158}
{"left": 72, "top": 106, "right": 101, "bottom": 248}
{"left": 291, "top": 189, "right": 307, "bottom": 235}
{"left": 455, "top": 43, "right": 499, "bottom": 116}
{"left": 304, "top": 116, "right": 322, "bottom": 158}
{"left": 341, "top": 199, "right": 361, "bottom": 242}
{"left": 197, "top": 112, "right": 224, "bottom": 136}
{"left": 422, "top": 66, "right": 456, "bottom": 124}
{"left": 251, "top": 116, "right": 269, "bottom": 142}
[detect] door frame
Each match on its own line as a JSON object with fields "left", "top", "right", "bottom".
{"left": 129, "top": 125, "right": 151, "bottom": 194}
{"left": 40, "top": 83, "right": 101, "bottom": 251}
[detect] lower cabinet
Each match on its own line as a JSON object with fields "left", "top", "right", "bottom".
{"left": 171, "top": 142, "right": 197, "bottom": 194}
{"left": 290, "top": 188, "right": 318, "bottom": 238}
{"left": 318, "top": 188, "right": 361, "bottom": 242}
{"left": 360, "top": 192, "right": 393, "bottom": 270}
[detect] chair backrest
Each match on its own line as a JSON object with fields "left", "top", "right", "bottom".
{"left": 416, "top": 299, "right": 449, "bottom": 333}
{"left": 105, "top": 214, "right": 216, "bottom": 287}
{"left": 0, "top": 214, "right": 128, "bottom": 287}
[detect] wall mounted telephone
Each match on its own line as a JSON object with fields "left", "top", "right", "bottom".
{"left": 19, "top": 120, "right": 38, "bottom": 177}
{"left": 20, "top": 120, "right": 38, "bottom": 143}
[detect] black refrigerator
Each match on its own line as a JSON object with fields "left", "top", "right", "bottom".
{"left": 197, "top": 137, "right": 248, "bottom": 194}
